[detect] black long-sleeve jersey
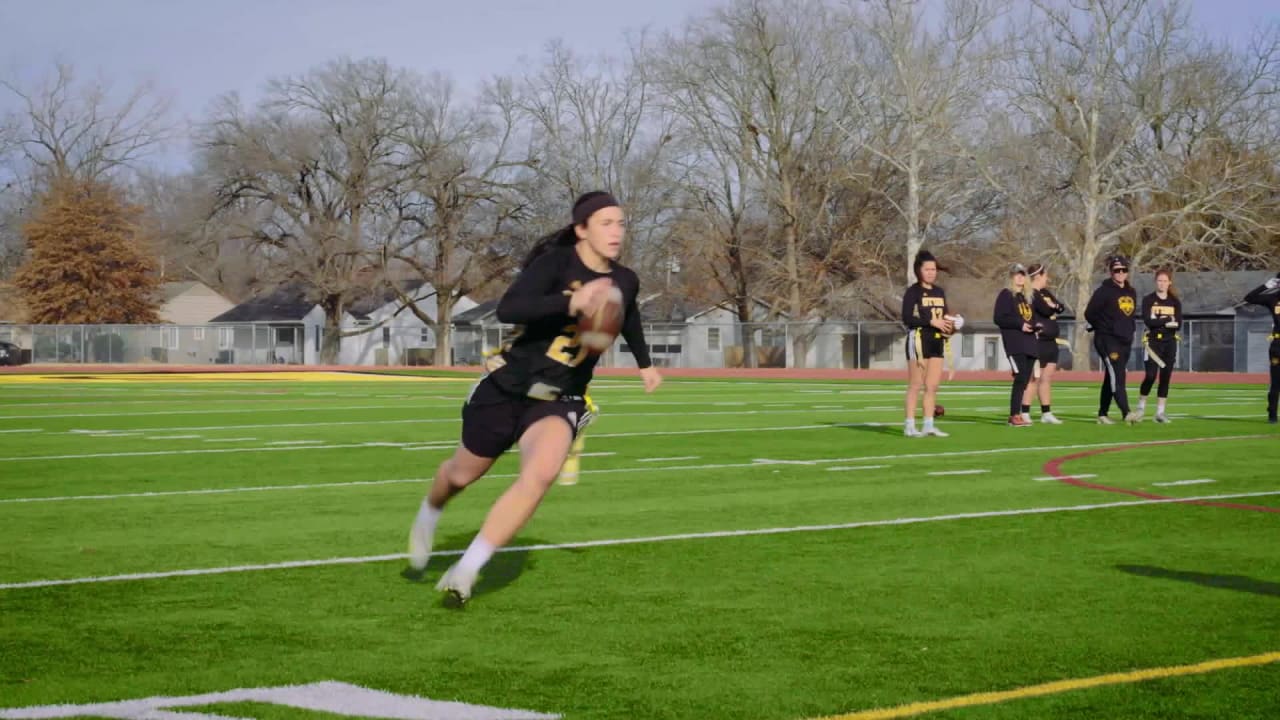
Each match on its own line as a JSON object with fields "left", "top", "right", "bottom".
{"left": 901, "top": 283, "right": 948, "bottom": 330}
{"left": 487, "top": 244, "right": 651, "bottom": 399}
{"left": 1030, "top": 288, "right": 1067, "bottom": 341}
{"left": 1141, "top": 293, "right": 1183, "bottom": 333}
{"left": 1084, "top": 279, "right": 1139, "bottom": 342}
{"left": 993, "top": 288, "right": 1038, "bottom": 356}
{"left": 1244, "top": 282, "right": 1280, "bottom": 334}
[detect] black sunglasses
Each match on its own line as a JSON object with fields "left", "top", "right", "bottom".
{"left": 1112, "top": 268, "right": 1129, "bottom": 274}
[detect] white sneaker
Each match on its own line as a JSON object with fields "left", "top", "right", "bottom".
{"left": 1040, "top": 412, "right": 1063, "bottom": 425}
{"left": 407, "top": 515, "right": 434, "bottom": 572}
{"left": 436, "top": 563, "right": 478, "bottom": 609}
{"left": 904, "top": 425, "right": 922, "bottom": 438}
{"left": 921, "top": 426, "right": 949, "bottom": 438}
{"left": 1097, "top": 416, "right": 1115, "bottom": 425}
{"left": 1155, "top": 413, "right": 1171, "bottom": 423}
{"left": 1021, "top": 413, "right": 1033, "bottom": 424}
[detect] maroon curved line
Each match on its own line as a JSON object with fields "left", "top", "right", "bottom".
{"left": 1041, "top": 438, "right": 1280, "bottom": 514}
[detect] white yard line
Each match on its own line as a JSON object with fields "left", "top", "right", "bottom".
{"left": 203, "top": 437, "right": 258, "bottom": 443}
{"left": 5, "top": 489, "right": 1279, "bottom": 590}
{"left": 1033, "top": 474, "right": 1098, "bottom": 482}
{"left": 0, "top": 429, "right": 41, "bottom": 434}
{"left": 1152, "top": 479, "right": 1217, "bottom": 487}
{"left": 637, "top": 456, "right": 701, "bottom": 462}
{"left": 826, "top": 465, "right": 888, "bottom": 472}
{"left": 928, "top": 469, "right": 990, "bottom": 476}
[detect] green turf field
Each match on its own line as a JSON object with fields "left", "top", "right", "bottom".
{"left": 1, "top": 372, "right": 1277, "bottom": 719}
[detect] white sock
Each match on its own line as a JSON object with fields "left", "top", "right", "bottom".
{"left": 905, "top": 418, "right": 917, "bottom": 431}
{"left": 922, "top": 417, "right": 934, "bottom": 430}
{"left": 457, "top": 536, "right": 496, "bottom": 574}
{"left": 1157, "top": 398, "right": 1166, "bottom": 414}
{"left": 1137, "top": 397, "right": 1147, "bottom": 412}
{"left": 416, "top": 500, "right": 442, "bottom": 535}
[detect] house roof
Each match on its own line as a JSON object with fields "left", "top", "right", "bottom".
{"left": 346, "top": 279, "right": 432, "bottom": 319}
{"left": 452, "top": 300, "right": 499, "bottom": 325}
{"left": 686, "top": 297, "right": 787, "bottom": 322}
{"left": 159, "top": 281, "right": 202, "bottom": 303}
{"left": 209, "top": 285, "right": 316, "bottom": 323}
{"left": 1127, "top": 270, "right": 1275, "bottom": 316}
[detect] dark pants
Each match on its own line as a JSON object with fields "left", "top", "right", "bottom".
{"left": 1140, "top": 340, "right": 1176, "bottom": 399}
{"left": 1269, "top": 340, "right": 1280, "bottom": 419}
{"left": 1008, "top": 353, "right": 1035, "bottom": 417}
{"left": 1095, "top": 336, "right": 1132, "bottom": 417}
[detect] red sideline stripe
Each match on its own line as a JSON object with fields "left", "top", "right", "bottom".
{"left": 1043, "top": 438, "right": 1280, "bottom": 514}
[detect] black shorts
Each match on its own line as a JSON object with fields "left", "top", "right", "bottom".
{"left": 1037, "top": 340, "right": 1060, "bottom": 367}
{"left": 459, "top": 377, "right": 589, "bottom": 459}
{"left": 906, "top": 329, "right": 947, "bottom": 361}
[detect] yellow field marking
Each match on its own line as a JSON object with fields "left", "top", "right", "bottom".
{"left": 812, "top": 651, "right": 1280, "bottom": 720}
{"left": 0, "top": 371, "right": 468, "bottom": 384}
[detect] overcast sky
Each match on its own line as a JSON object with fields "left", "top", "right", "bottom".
{"left": 1, "top": 0, "right": 1276, "bottom": 170}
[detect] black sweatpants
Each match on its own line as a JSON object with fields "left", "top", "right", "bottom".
{"left": 1007, "top": 353, "right": 1035, "bottom": 417}
{"left": 1140, "top": 340, "right": 1176, "bottom": 399}
{"left": 1095, "top": 335, "right": 1132, "bottom": 417}
{"left": 1269, "top": 340, "right": 1280, "bottom": 419}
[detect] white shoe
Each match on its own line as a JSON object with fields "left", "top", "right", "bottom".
{"left": 1040, "top": 412, "right": 1063, "bottom": 425}
{"left": 407, "top": 514, "right": 434, "bottom": 572}
{"left": 1124, "top": 412, "right": 1141, "bottom": 425}
{"left": 1097, "top": 416, "right": 1115, "bottom": 425}
{"left": 436, "top": 563, "right": 478, "bottom": 608}
{"left": 1021, "top": 413, "right": 1033, "bottom": 424}
{"left": 921, "top": 426, "right": 949, "bottom": 437}
{"left": 1155, "top": 413, "right": 1171, "bottom": 423}
{"left": 904, "top": 426, "right": 922, "bottom": 438}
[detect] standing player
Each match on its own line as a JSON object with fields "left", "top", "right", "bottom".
{"left": 1024, "top": 263, "right": 1066, "bottom": 424}
{"left": 1084, "top": 255, "right": 1140, "bottom": 425}
{"left": 902, "top": 250, "right": 955, "bottom": 438}
{"left": 1243, "top": 273, "right": 1280, "bottom": 424}
{"left": 1136, "top": 269, "right": 1183, "bottom": 423}
{"left": 406, "top": 191, "right": 663, "bottom": 607}
{"left": 993, "top": 264, "right": 1038, "bottom": 427}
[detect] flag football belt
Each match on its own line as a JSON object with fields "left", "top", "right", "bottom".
{"left": 1141, "top": 331, "right": 1179, "bottom": 369}
{"left": 912, "top": 328, "right": 956, "bottom": 380}
{"left": 1271, "top": 333, "right": 1280, "bottom": 341}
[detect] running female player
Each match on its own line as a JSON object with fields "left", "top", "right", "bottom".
{"left": 1023, "top": 263, "right": 1066, "bottom": 424}
{"left": 901, "top": 250, "right": 955, "bottom": 437}
{"left": 993, "top": 264, "right": 1038, "bottom": 427}
{"left": 1243, "top": 273, "right": 1280, "bottom": 424}
{"left": 406, "top": 191, "right": 662, "bottom": 606}
{"left": 1136, "top": 269, "right": 1183, "bottom": 423}
{"left": 1084, "top": 255, "right": 1140, "bottom": 425}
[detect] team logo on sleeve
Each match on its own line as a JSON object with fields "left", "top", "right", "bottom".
{"left": 1118, "top": 296, "right": 1135, "bottom": 316}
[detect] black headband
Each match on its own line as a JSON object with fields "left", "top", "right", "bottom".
{"left": 572, "top": 193, "right": 620, "bottom": 226}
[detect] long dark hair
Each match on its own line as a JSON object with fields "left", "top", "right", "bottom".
{"left": 520, "top": 191, "right": 618, "bottom": 270}
{"left": 913, "top": 249, "right": 939, "bottom": 284}
{"left": 1155, "top": 268, "right": 1179, "bottom": 299}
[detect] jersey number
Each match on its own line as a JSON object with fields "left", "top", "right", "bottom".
{"left": 547, "top": 324, "right": 590, "bottom": 367}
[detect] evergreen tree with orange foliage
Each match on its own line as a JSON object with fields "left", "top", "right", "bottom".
{"left": 13, "top": 178, "right": 161, "bottom": 324}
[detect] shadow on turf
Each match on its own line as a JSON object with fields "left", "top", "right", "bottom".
{"left": 1117, "top": 564, "right": 1280, "bottom": 598}
{"left": 819, "top": 413, "right": 1008, "bottom": 435}
{"left": 400, "top": 533, "right": 584, "bottom": 602}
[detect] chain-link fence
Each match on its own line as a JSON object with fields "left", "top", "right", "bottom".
{"left": 0, "top": 318, "right": 1273, "bottom": 373}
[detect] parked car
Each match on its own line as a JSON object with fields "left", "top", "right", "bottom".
{"left": 0, "top": 341, "right": 24, "bottom": 366}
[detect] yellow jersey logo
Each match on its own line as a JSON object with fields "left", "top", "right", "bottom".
{"left": 1118, "top": 296, "right": 1135, "bottom": 316}
{"left": 1018, "top": 303, "right": 1032, "bottom": 322}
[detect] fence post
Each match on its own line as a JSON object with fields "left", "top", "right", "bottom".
{"left": 1187, "top": 320, "right": 1195, "bottom": 373}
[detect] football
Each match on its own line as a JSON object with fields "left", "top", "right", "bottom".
{"left": 934, "top": 404, "right": 945, "bottom": 418}
{"left": 578, "top": 284, "right": 624, "bottom": 353}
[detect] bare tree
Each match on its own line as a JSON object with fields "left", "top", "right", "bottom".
{"left": 514, "top": 40, "right": 680, "bottom": 286}
{"left": 653, "top": 0, "right": 855, "bottom": 366}
{"left": 199, "top": 58, "right": 412, "bottom": 362}
{"left": 839, "top": 0, "right": 1008, "bottom": 286}
{"left": 1008, "top": 0, "right": 1280, "bottom": 362}
{"left": 0, "top": 63, "right": 171, "bottom": 184}
{"left": 380, "top": 74, "right": 531, "bottom": 365}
